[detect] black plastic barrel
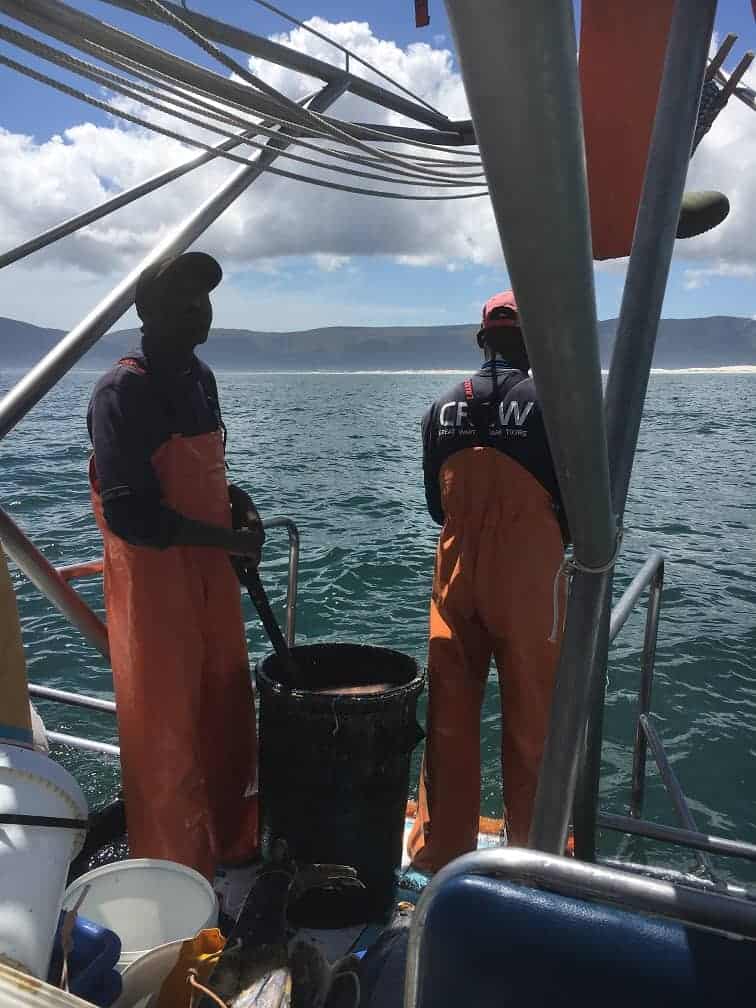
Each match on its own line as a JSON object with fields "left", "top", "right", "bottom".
{"left": 257, "top": 642, "right": 425, "bottom": 924}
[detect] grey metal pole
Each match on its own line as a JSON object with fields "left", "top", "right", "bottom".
{"left": 608, "top": 551, "right": 664, "bottom": 642}
{"left": 575, "top": 0, "right": 717, "bottom": 860}
{"left": 404, "top": 847, "right": 756, "bottom": 1007}
{"left": 598, "top": 813, "right": 756, "bottom": 864}
{"left": 0, "top": 504, "right": 110, "bottom": 658}
{"left": 629, "top": 564, "right": 664, "bottom": 819}
{"left": 531, "top": 572, "right": 612, "bottom": 850}
{"left": 261, "top": 517, "right": 300, "bottom": 647}
{"left": 0, "top": 130, "right": 254, "bottom": 271}
{"left": 28, "top": 683, "right": 116, "bottom": 714}
{"left": 0, "top": 81, "right": 346, "bottom": 442}
{"left": 100, "top": 0, "right": 453, "bottom": 131}
{"left": 444, "top": 0, "right": 615, "bottom": 856}
{"left": 606, "top": 0, "right": 718, "bottom": 518}
{"left": 47, "top": 731, "right": 120, "bottom": 757}
{"left": 0, "top": 0, "right": 295, "bottom": 127}
{"left": 641, "top": 715, "right": 715, "bottom": 878}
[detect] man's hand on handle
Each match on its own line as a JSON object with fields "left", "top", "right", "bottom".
{"left": 228, "top": 483, "right": 265, "bottom": 570}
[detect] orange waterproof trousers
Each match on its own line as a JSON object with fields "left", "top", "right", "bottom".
{"left": 90, "top": 430, "right": 258, "bottom": 880}
{"left": 408, "top": 448, "right": 565, "bottom": 873}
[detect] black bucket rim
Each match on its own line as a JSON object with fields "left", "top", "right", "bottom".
{"left": 256, "top": 641, "right": 425, "bottom": 704}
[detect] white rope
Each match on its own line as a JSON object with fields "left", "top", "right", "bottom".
{"left": 548, "top": 529, "right": 624, "bottom": 643}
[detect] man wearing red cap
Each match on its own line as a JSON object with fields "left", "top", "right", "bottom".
{"left": 408, "top": 291, "right": 568, "bottom": 872}
{"left": 87, "top": 252, "right": 263, "bottom": 881}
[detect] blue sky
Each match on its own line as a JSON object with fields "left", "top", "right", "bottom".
{"left": 0, "top": 0, "right": 753, "bottom": 331}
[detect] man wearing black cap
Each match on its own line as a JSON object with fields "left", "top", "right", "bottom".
{"left": 87, "top": 251, "right": 262, "bottom": 880}
{"left": 408, "top": 291, "right": 568, "bottom": 873}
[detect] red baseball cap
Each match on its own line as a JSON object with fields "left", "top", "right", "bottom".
{"left": 481, "top": 290, "right": 520, "bottom": 330}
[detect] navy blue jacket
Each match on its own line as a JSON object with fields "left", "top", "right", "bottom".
{"left": 87, "top": 351, "right": 224, "bottom": 547}
{"left": 422, "top": 360, "right": 567, "bottom": 538}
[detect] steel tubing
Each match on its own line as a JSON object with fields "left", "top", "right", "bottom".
{"left": 641, "top": 714, "right": 715, "bottom": 878}
{"left": 444, "top": 0, "right": 615, "bottom": 857}
{"left": 46, "top": 731, "right": 120, "bottom": 757}
{"left": 100, "top": 0, "right": 453, "bottom": 131}
{"left": 404, "top": 847, "right": 756, "bottom": 1007}
{"left": 608, "top": 551, "right": 664, "bottom": 643}
{"left": 576, "top": 0, "right": 717, "bottom": 860}
{"left": 629, "top": 564, "right": 664, "bottom": 818}
{"left": 0, "top": 81, "right": 346, "bottom": 442}
{"left": 0, "top": 129, "right": 256, "bottom": 270}
{"left": 0, "top": 505, "right": 109, "bottom": 658}
{"left": 28, "top": 683, "right": 116, "bottom": 714}
{"left": 605, "top": 0, "right": 718, "bottom": 518}
{"left": 261, "top": 516, "right": 299, "bottom": 647}
{"left": 599, "top": 812, "right": 756, "bottom": 864}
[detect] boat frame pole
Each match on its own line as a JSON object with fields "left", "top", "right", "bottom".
{"left": 0, "top": 80, "right": 346, "bottom": 442}
{"left": 573, "top": 0, "right": 718, "bottom": 860}
{"left": 0, "top": 504, "right": 110, "bottom": 658}
{"left": 0, "top": 129, "right": 257, "bottom": 271}
{"left": 444, "top": 0, "right": 615, "bottom": 855}
{"left": 99, "top": 0, "right": 453, "bottom": 131}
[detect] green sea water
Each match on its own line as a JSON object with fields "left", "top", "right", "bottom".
{"left": 1, "top": 366, "right": 754, "bottom": 882}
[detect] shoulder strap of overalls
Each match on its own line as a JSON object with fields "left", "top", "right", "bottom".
{"left": 116, "top": 356, "right": 227, "bottom": 449}
{"left": 464, "top": 368, "right": 528, "bottom": 447}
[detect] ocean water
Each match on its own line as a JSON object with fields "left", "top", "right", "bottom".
{"left": 0, "top": 367, "right": 754, "bottom": 883}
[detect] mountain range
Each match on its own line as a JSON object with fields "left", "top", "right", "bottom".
{"left": 1, "top": 315, "right": 754, "bottom": 371}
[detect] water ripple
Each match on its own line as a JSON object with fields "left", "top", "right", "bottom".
{"left": 1, "top": 368, "right": 754, "bottom": 881}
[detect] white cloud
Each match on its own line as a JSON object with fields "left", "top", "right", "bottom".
{"left": 0, "top": 19, "right": 491, "bottom": 287}
{"left": 677, "top": 43, "right": 756, "bottom": 272}
{"left": 0, "top": 16, "right": 753, "bottom": 331}
{"left": 683, "top": 261, "right": 756, "bottom": 290}
{"left": 312, "top": 253, "right": 351, "bottom": 271}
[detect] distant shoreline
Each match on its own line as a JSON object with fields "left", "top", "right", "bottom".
{"left": 3, "top": 366, "right": 756, "bottom": 377}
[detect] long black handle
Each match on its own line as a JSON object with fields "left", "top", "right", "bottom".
{"left": 240, "top": 567, "right": 301, "bottom": 689}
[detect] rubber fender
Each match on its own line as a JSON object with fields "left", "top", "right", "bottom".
{"left": 677, "top": 190, "right": 730, "bottom": 238}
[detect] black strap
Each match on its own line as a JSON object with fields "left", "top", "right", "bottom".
{"left": 468, "top": 366, "right": 526, "bottom": 447}
{"left": 0, "top": 813, "right": 89, "bottom": 830}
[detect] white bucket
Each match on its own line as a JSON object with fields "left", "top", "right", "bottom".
{"left": 0, "top": 961, "right": 94, "bottom": 1008}
{"left": 0, "top": 745, "right": 88, "bottom": 980}
{"left": 63, "top": 860, "right": 218, "bottom": 973}
{"left": 113, "top": 939, "right": 184, "bottom": 1008}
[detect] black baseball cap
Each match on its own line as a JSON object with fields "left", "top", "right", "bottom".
{"left": 134, "top": 251, "right": 222, "bottom": 321}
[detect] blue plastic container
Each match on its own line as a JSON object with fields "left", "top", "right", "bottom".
{"left": 48, "top": 914, "right": 122, "bottom": 1007}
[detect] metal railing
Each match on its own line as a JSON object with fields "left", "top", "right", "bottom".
{"left": 258, "top": 516, "right": 299, "bottom": 647}
{"left": 24, "top": 515, "right": 300, "bottom": 759}
{"left": 596, "top": 549, "right": 756, "bottom": 874}
{"left": 404, "top": 848, "right": 756, "bottom": 1008}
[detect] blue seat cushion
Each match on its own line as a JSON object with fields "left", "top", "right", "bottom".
{"left": 417, "top": 875, "right": 755, "bottom": 1007}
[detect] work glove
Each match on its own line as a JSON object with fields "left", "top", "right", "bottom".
{"left": 228, "top": 483, "right": 265, "bottom": 575}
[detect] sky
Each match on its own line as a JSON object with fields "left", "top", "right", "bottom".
{"left": 0, "top": 0, "right": 753, "bottom": 333}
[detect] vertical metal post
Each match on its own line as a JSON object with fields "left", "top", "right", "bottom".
{"left": 260, "top": 516, "right": 299, "bottom": 647}
{"left": 444, "top": 0, "right": 616, "bottom": 856}
{"left": 0, "top": 81, "right": 346, "bottom": 442}
{"left": 629, "top": 563, "right": 664, "bottom": 819}
{"left": 605, "top": 0, "right": 718, "bottom": 516}
{"left": 573, "top": 0, "right": 717, "bottom": 859}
